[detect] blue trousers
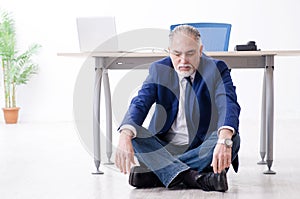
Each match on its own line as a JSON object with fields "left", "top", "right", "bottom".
{"left": 132, "top": 127, "right": 240, "bottom": 187}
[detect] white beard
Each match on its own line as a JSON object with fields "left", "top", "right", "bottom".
{"left": 175, "top": 65, "right": 195, "bottom": 78}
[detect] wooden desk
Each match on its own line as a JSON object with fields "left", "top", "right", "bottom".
{"left": 58, "top": 50, "right": 300, "bottom": 174}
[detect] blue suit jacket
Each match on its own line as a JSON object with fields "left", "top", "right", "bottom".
{"left": 120, "top": 54, "right": 240, "bottom": 150}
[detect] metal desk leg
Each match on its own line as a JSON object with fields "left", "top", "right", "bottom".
{"left": 103, "top": 69, "right": 114, "bottom": 165}
{"left": 92, "top": 67, "right": 104, "bottom": 174}
{"left": 264, "top": 55, "right": 276, "bottom": 175}
{"left": 258, "top": 70, "right": 267, "bottom": 165}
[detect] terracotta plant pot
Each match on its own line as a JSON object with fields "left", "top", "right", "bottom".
{"left": 2, "top": 107, "right": 20, "bottom": 124}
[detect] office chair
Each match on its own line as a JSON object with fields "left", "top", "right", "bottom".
{"left": 170, "top": 23, "right": 232, "bottom": 51}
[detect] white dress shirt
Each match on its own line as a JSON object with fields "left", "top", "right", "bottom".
{"left": 163, "top": 73, "right": 195, "bottom": 145}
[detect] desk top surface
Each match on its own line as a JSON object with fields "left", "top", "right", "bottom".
{"left": 58, "top": 50, "right": 300, "bottom": 58}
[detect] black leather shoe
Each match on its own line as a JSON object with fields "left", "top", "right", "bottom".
{"left": 196, "top": 170, "right": 228, "bottom": 192}
{"left": 129, "top": 166, "right": 164, "bottom": 188}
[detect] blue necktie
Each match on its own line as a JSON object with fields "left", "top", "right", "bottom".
{"left": 184, "top": 76, "right": 198, "bottom": 145}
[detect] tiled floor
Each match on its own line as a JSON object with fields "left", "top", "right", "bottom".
{"left": 1, "top": 119, "right": 300, "bottom": 199}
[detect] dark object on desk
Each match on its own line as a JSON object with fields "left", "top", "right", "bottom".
{"left": 235, "top": 41, "right": 258, "bottom": 51}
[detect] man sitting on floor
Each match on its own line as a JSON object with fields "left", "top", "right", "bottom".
{"left": 115, "top": 25, "right": 241, "bottom": 192}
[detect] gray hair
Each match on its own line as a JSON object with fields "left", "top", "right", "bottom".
{"left": 169, "top": 24, "right": 202, "bottom": 46}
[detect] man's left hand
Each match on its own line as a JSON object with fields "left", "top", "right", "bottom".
{"left": 211, "top": 129, "right": 233, "bottom": 173}
{"left": 211, "top": 143, "right": 232, "bottom": 173}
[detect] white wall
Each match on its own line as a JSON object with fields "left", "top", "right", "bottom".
{"left": 1, "top": 0, "right": 300, "bottom": 125}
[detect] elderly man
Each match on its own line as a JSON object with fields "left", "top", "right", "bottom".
{"left": 115, "top": 25, "right": 240, "bottom": 192}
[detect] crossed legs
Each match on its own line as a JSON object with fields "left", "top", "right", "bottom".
{"left": 131, "top": 126, "right": 240, "bottom": 188}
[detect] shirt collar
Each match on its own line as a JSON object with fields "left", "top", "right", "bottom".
{"left": 190, "top": 71, "right": 196, "bottom": 83}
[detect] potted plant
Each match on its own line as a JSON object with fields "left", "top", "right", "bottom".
{"left": 0, "top": 10, "right": 41, "bottom": 124}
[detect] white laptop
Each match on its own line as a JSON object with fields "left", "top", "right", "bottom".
{"left": 76, "top": 16, "right": 169, "bottom": 53}
{"left": 76, "top": 16, "right": 118, "bottom": 52}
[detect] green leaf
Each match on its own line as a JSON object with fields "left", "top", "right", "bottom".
{"left": 1, "top": 9, "right": 41, "bottom": 107}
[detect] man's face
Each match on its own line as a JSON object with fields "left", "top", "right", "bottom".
{"left": 169, "top": 32, "right": 203, "bottom": 77}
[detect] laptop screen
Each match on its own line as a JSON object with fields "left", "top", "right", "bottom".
{"left": 76, "top": 17, "right": 118, "bottom": 52}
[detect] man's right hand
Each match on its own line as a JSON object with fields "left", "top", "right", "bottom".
{"left": 115, "top": 130, "right": 136, "bottom": 174}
